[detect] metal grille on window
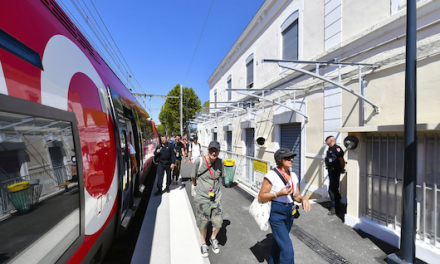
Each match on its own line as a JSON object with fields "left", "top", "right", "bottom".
{"left": 361, "top": 133, "right": 440, "bottom": 245}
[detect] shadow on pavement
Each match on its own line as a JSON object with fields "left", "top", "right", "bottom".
{"left": 205, "top": 219, "right": 231, "bottom": 247}
{"left": 249, "top": 233, "right": 273, "bottom": 263}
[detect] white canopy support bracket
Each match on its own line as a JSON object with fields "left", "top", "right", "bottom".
{"left": 217, "top": 102, "right": 272, "bottom": 123}
{"left": 263, "top": 60, "right": 380, "bottom": 113}
{"left": 235, "top": 91, "right": 309, "bottom": 122}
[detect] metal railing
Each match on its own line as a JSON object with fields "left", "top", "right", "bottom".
{"left": 0, "top": 165, "right": 72, "bottom": 215}
{"left": 360, "top": 133, "right": 440, "bottom": 247}
{"left": 201, "top": 146, "right": 273, "bottom": 193}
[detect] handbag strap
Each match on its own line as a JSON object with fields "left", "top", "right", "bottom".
{"left": 272, "top": 168, "right": 295, "bottom": 202}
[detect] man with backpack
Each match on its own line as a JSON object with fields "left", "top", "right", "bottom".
{"left": 191, "top": 140, "right": 223, "bottom": 257}
{"left": 187, "top": 135, "right": 204, "bottom": 164}
{"left": 172, "top": 135, "right": 186, "bottom": 184}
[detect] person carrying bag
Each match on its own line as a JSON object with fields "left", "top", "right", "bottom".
{"left": 257, "top": 148, "right": 311, "bottom": 264}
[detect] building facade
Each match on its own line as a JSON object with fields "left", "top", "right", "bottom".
{"left": 197, "top": 0, "right": 440, "bottom": 262}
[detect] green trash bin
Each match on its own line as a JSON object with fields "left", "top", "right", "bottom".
{"left": 7, "top": 181, "right": 32, "bottom": 213}
{"left": 224, "top": 159, "right": 235, "bottom": 187}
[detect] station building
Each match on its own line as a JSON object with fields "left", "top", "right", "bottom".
{"left": 195, "top": 0, "right": 440, "bottom": 262}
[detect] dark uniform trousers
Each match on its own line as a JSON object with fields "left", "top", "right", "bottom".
{"left": 157, "top": 160, "right": 172, "bottom": 189}
{"left": 325, "top": 144, "right": 344, "bottom": 207}
{"left": 328, "top": 167, "right": 342, "bottom": 207}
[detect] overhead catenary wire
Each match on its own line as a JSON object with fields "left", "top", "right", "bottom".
{"left": 89, "top": 0, "right": 145, "bottom": 94}
{"left": 73, "top": 0, "right": 139, "bottom": 93}
{"left": 183, "top": 0, "right": 215, "bottom": 87}
{"left": 57, "top": 0, "right": 144, "bottom": 93}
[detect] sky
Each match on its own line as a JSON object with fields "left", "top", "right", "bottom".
{"left": 58, "top": 0, "right": 266, "bottom": 124}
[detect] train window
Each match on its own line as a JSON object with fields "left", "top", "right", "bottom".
{"left": 0, "top": 28, "right": 43, "bottom": 69}
{"left": 0, "top": 111, "right": 81, "bottom": 263}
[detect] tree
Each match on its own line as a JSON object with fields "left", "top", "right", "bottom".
{"left": 158, "top": 84, "right": 202, "bottom": 135}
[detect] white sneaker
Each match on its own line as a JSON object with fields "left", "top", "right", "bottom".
{"left": 201, "top": 244, "right": 209, "bottom": 257}
{"left": 210, "top": 238, "right": 220, "bottom": 254}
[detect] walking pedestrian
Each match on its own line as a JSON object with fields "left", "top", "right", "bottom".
{"left": 187, "top": 135, "right": 203, "bottom": 164}
{"left": 191, "top": 141, "right": 223, "bottom": 258}
{"left": 258, "top": 148, "right": 310, "bottom": 264}
{"left": 172, "top": 135, "right": 186, "bottom": 184}
{"left": 153, "top": 135, "right": 176, "bottom": 195}
{"left": 324, "top": 135, "right": 346, "bottom": 215}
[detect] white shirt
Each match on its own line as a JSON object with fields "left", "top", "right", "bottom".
{"left": 189, "top": 142, "right": 201, "bottom": 160}
{"left": 265, "top": 169, "right": 298, "bottom": 203}
{"left": 128, "top": 143, "right": 136, "bottom": 155}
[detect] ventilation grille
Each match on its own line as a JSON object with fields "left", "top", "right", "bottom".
{"left": 41, "top": 0, "right": 100, "bottom": 63}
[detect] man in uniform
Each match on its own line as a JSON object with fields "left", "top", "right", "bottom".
{"left": 154, "top": 135, "right": 176, "bottom": 195}
{"left": 324, "top": 135, "right": 346, "bottom": 215}
{"left": 172, "top": 134, "right": 186, "bottom": 184}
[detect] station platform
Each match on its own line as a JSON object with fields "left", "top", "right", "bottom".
{"left": 131, "top": 162, "right": 411, "bottom": 264}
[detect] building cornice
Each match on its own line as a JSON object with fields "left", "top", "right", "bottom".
{"left": 207, "top": 0, "right": 289, "bottom": 88}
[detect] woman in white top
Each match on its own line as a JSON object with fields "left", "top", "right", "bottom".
{"left": 258, "top": 148, "right": 310, "bottom": 264}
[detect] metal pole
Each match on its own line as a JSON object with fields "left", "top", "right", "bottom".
{"left": 388, "top": 0, "right": 417, "bottom": 263}
{"left": 401, "top": 0, "right": 417, "bottom": 261}
{"left": 180, "top": 84, "right": 183, "bottom": 136}
{"left": 186, "top": 94, "right": 189, "bottom": 137}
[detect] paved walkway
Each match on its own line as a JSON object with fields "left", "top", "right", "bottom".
{"left": 132, "top": 161, "right": 404, "bottom": 264}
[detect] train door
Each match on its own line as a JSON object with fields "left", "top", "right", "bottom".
{"left": 106, "top": 86, "right": 135, "bottom": 228}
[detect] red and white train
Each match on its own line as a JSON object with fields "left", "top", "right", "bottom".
{"left": 0, "top": 0, "right": 158, "bottom": 263}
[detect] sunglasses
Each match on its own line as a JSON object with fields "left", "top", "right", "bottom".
{"left": 283, "top": 157, "right": 293, "bottom": 161}
{"left": 209, "top": 148, "right": 219, "bottom": 154}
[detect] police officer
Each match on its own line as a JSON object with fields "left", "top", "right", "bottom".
{"left": 154, "top": 135, "right": 176, "bottom": 195}
{"left": 324, "top": 135, "right": 346, "bottom": 215}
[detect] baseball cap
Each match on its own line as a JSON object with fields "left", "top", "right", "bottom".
{"left": 208, "top": 140, "right": 220, "bottom": 150}
{"left": 274, "top": 148, "right": 296, "bottom": 161}
{"left": 193, "top": 135, "right": 198, "bottom": 139}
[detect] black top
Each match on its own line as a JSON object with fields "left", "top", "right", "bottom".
{"left": 154, "top": 142, "right": 176, "bottom": 164}
{"left": 174, "top": 141, "right": 184, "bottom": 160}
{"left": 325, "top": 144, "right": 344, "bottom": 169}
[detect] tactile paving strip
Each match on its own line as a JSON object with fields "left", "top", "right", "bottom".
{"left": 291, "top": 223, "right": 352, "bottom": 264}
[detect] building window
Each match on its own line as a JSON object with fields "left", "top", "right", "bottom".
{"left": 361, "top": 132, "right": 440, "bottom": 243}
{"left": 246, "top": 54, "right": 254, "bottom": 88}
{"left": 227, "top": 75, "right": 232, "bottom": 101}
{"left": 281, "top": 11, "right": 299, "bottom": 60}
{"left": 214, "top": 89, "right": 217, "bottom": 108}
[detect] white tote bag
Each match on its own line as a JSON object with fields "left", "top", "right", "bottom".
{"left": 249, "top": 198, "right": 271, "bottom": 231}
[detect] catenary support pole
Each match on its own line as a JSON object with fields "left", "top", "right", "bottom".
{"left": 388, "top": 0, "right": 417, "bottom": 263}
{"left": 180, "top": 84, "right": 183, "bottom": 136}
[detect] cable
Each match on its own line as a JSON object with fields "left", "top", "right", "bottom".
{"left": 89, "top": 0, "right": 145, "bottom": 94}
{"left": 183, "top": 0, "right": 215, "bottom": 86}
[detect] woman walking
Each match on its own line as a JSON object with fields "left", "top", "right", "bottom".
{"left": 258, "top": 148, "right": 311, "bottom": 264}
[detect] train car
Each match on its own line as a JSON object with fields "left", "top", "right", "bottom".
{"left": 0, "top": 0, "right": 158, "bottom": 263}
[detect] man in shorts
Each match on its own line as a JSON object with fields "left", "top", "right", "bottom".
{"left": 191, "top": 140, "right": 223, "bottom": 257}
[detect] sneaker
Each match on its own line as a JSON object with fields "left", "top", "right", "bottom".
{"left": 201, "top": 244, "right": 209, "bottom": 258}
{"left": 328, "top": 206, "right": 336, "bottom": 215}
{"left": 165, "top": 187, "right": 170, "bottom": 193}
{"left": 209, "top": 238, "right": 220, "bottom": 254}
{"left": 154, "top": 189, "right": 163, "bottom": 196}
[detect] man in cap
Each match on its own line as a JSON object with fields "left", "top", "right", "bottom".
{"left": 324, "top": 135, "right": 346, "bottom": 215}
{"left": 188, "top": 135, "right": 204, "bottom": 164}
{"left": 191, "top": 140, "right": 223, "bottom": 258}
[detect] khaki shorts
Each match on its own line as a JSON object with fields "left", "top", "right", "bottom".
{"left": 195, "top": 200, "right": 223, "bottom": 230}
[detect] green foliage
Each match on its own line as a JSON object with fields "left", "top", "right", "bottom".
{"left": 158, "top": 84, "right": 202, "bottom": 135}
{"left": 156, "top": 123, "right": 166, "bottom": 136}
